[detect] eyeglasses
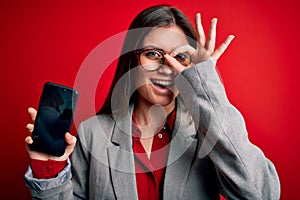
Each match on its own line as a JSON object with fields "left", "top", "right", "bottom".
{"left": 136, "top": 47, "right": 191, "bottom": 71}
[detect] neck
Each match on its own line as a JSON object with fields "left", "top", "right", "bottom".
{"left": 133, "top": 97, "right": 175, "bottom": 137}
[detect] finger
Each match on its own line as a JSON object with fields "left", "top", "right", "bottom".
{"left": 195, "top": 13, "right": 206, "bottom": 47}
{"left": 206, "top": 18, "right": 217, "bottom": 52}
{"left": 26, "top": 123, "right": 34, "bottom": 133}
{"left": 211, "top": 35, "right": 235, "bottom": 60}
{"left": 170, "top": 45, "right": 196, "bottom": 57}
{"left": 164, "top": 54, "right": 187, "bottom": 73}
{"left": 28, "top": 107, "right": 37, "bottom": 121}
{"left": 25, "top": 136, "right": 33, "bottom": 144}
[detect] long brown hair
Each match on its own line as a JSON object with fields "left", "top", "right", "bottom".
{"left": 97, "top": 4, "right": 197, "bottom": 116}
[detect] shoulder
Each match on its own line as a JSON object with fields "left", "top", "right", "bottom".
{"left": 80, "top": 114, "right": 115, "bottom": 130}
{"left": 76, "top": 114, "right": 116, "bottom": 145}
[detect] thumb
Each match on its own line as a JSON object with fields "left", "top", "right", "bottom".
{"left": 65, "top": 132, "right": 76, "bottom": 146}
{"left": 64, "top": 132, "right": 77, "bottom": 157}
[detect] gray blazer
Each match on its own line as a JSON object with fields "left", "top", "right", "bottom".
{"left": 25, "top": 61, "right": 280, "bottom": 199}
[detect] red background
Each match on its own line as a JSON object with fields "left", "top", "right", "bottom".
{"left": 1, "top": 0, "right": 299, "bottom": 199}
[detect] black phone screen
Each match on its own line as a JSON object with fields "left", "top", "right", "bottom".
{"left": 30, "top": 82, "right": 79, "bottom": 156}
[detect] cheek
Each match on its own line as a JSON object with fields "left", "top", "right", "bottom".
{"left": 137, "top": 85, "right": 149, "bottom": 98}
{"left": 135, "top": 68, "right": 150, "bottom": 87}
{"left": 135, "top": 69, "right": 151, "bottom": 98}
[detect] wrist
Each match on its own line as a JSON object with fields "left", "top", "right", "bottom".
{"left": 30, "top": 158, "right": 67, "bottom": 179}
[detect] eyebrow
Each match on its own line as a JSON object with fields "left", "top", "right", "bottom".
{"left": 139, "top": 46, "right": 189, "bottom": 56}
{"left": 140, "top": 46, "right": 169, "bottom": 54}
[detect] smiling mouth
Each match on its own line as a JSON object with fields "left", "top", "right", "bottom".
{"left": 150, "top": 79, "right": 175, "bottom": 88}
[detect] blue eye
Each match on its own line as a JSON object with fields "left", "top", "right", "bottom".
{"left": 174, "top": 53, "right": 188, "bottom": 61}
{"left": 143, "top": 50, "right": 163, "bottom": 60}
{"left": 174, "top": 53, "right": 190, "bottom": 66}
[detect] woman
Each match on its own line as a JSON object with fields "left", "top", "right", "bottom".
{"left": 24, "top": 4, "right": 280, "bottom": 199}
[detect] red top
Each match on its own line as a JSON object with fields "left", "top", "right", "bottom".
{"left": 132, "top": 110, "right": 175, "bottom": 200}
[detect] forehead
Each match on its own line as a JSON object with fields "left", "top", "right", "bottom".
{"left": 142, "top": 26, "right": 189, "bottom": 51}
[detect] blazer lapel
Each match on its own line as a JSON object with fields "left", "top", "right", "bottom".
{"left": 106, "top": 101, "right": 198, "bottom": 199}
{"left": 163, "top": 100, "right": 198, "bottom": 199}
{"left": 107, "top": 105, "right": 139, "bottom": 199}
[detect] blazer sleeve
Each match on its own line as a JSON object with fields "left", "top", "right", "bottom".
{"left": 175, "top": 60, "right": 281, "bottom": 200}
{"left": 24, "top": 159, "right": 74, "bottom": 199}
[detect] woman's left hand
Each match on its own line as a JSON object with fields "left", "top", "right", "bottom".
{"left": 165, "top": 13, "right": 234, "bottom": 73}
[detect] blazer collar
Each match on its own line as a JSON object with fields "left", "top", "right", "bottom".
{"left": 108, "top": 100, "right": 197, "bottom": 199}
{"left": 110, "top": 103, "right": 134, "bottom": 149}
{"left": 110, "top": 99, "right": 196, "bottom": 142}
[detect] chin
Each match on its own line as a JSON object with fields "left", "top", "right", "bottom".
{"left": 152, "top": 97, "right": 176, "bottom": 107}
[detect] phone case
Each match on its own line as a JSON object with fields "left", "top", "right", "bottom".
{"left": 30, "top": 82, "right": 79, "bottom": 156}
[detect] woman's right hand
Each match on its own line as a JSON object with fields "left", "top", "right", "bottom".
{"left": 25, "top": 107, "right": 77, "bottom": 161}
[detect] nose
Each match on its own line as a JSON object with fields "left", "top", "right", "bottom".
{"left": 157, "top": 60, "right": 176, "bottom": 75}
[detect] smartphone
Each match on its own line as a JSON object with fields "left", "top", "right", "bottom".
{"left": 30, "top": 82, "right": 79, "bottom": 156}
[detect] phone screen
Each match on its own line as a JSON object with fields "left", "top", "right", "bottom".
{"left": 30, "top": 82, "right": 79, "bottom": 156}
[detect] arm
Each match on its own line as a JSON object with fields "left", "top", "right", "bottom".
{"left": 176, "top": 60, "right": 280, "bottom": 199}
{"left": 167, "top": 13, "right": 280, "bottom": 199}
{"left": 24, "top": 107, "right": 77, "bottom": 199}
{"left": 24, "top": 123, "right": 90, "bottom": 200}
{"left": 24, "top": 159, "right": 73, "bottom": 199}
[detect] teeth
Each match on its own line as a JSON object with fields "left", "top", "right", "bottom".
{"left": 151, "top": 79, "right": 174, "bottom": 87}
